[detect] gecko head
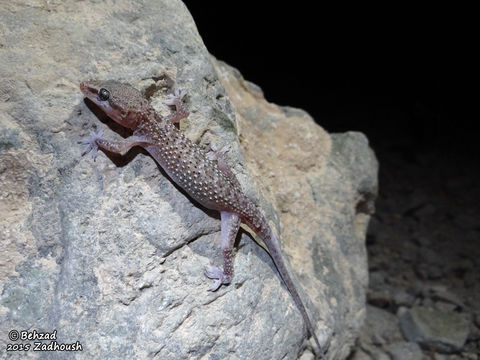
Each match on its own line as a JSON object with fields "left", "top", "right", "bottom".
{"left": 80, "top": 80, "right": 150, "bottom": 130}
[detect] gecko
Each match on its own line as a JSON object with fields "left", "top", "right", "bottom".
{"left": 79, "top": 80, "right": 325, "bottom": 358}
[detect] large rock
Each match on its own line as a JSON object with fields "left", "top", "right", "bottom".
{"left": 398, "top": 306, "right": 471, "bottom": 353}
{"left": 0, "top": 1, "right": 378, "bottom": 359}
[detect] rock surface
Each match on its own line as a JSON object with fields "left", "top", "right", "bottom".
{"left": 0, "top": 1, "right": 378, "bottom": 359}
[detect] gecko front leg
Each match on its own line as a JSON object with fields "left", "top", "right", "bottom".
{"left": 205, "top": 211, "right": 241, "bottom": 291}
{"left": 80, "top": 130, "right": 153, "bottom": 160}
{"left": 163, "top": 89, "right": 189, "bottom": 124}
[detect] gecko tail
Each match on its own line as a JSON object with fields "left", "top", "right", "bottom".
{"left": 243, "top": 206, "right": 326, "bottom": 359}
{"left": 265, "top": 228, "right": 325, "bottom": 359}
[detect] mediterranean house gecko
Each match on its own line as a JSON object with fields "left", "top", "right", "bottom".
{"left": 79, "top": 80, "right": 325, "bottom": 358}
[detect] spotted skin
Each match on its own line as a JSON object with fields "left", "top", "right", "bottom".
{"left": 79, "top": 80, "right": 325, "bottom": 358}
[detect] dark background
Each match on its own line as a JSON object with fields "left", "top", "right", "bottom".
{"left": 182, "top": 3, "right": 475, "bottom": 159}
{"left": 179, "top": 5, "right": 479, "bottom": 356}
{"left": 181, "top": 5, "right": 480, "bottom": 356}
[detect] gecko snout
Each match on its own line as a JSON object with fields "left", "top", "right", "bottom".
{"left": 79, "top": 81, "right": 88, "bottom": 93}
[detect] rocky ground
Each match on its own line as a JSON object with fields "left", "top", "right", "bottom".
{"left": 349, "top": 144, "right": 480, "bottom": 360}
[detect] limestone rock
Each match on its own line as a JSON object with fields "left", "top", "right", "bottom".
{"left": 0, "top": 1, "right": 378, "bottom": 359}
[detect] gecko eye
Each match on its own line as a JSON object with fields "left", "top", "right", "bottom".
{"left": 98, "top": 88, "right": 110, "bottom": 101}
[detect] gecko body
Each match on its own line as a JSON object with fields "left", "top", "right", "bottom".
{"left": 80, "top": 80, "right": 324, "bottom": 357}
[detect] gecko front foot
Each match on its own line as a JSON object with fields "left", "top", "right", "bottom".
{"left": 163, "top": 89, "right": 189, "bottom": 124}
{"left": 205, "top": 265, "right": 231, "bottom": 291}
{"left": 80, "top": 129, "right": 104, "bottom": 161}
{"left": 163, "top": 89, "right": 187, "bottom": 106}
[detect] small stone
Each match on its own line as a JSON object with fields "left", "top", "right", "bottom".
{"left": 372, "top": 352, "right": 390, "bottom": 360}
{"left": 400, "top": 241, "right": 418, "bottom": 262}
{"left": 421, "top": 297, "right": 434, "bottom": 307}
{"left": 360, "top": 305, "right": 403, "bottom": 344}
{"left": 427, "top": 265, "right": 445, "bottom": 279}
{"left": 385, "top": 341, "right": 424, "bottom": 360}
{"left": 434, "top": 355, "right": 462, "bottom": 360}
{"left": 349, "top": 349, "right": 372, "bottom": 360}
{"left": 368, "top": 290, "right": 392, "bottom": 308}
{"left": 393, "top": 291, "right": 416, "bottom": 308}
{"left": 369, "top": 271, "right": 386, "bottom": 288}
{"left": 360, "top": 344, "right": 390, "bottom": 360}
{"left": 428, "top": 285, "right": 465, "bottom": 309}
{"left": 411, "top": 281, "right": 427, "bottom": 297}
{"left": 397, "top": 305, "right": 471, "bottom": 353}
{"left": 469, "top": 320, "right": 480, "bottom": 341}
{"left": 461, "top": 352, "right": 478, "bottom": 360}
{"left": 463, "top": 337, "right": 480, "bottom": 354}
{"left": 415, "top": 263, "right": 445, "bottom": 280}
{"left": 418, "top": 247, "right": 441, "bottom": 265}
{"left": 434, "top": 302, "right": 458, "bottom": 313}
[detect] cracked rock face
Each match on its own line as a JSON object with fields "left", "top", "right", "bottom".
{"left": 0, "top": 0, "right": 378, "bottom": 359}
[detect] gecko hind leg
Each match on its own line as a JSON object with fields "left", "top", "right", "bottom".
{"left": 205, "top": 211, "right": 241, "bottom": 291}
{"left": 206, "top": 143, "right": 230, "bottom": 161}
{"left": 206, "top": 144, "right": 241, "bottom": 188}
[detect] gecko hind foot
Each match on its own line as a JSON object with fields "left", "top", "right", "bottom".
{"left": 79, "top": 129, "right": 103, "bottom": 161}
{"left": 206, "top": 143, "right": 230, "bottom": 161}
{"left": 204, "top": 265, "right": 231, "bottom": 291}
{"left": 163, "top": 89, "right": 187, "bottom": 106}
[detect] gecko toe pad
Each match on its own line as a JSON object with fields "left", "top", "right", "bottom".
{"left": 163, "top": 89, "right": 187, "bottom": 106}
{"left": 80, "top": 129, "right": 104, "bottom": 161}
{"left": 205, "top": 265, "right": 231, "bottom": 291}
{"left": 206, "top": 144, "right": 230, "bottom": 161}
